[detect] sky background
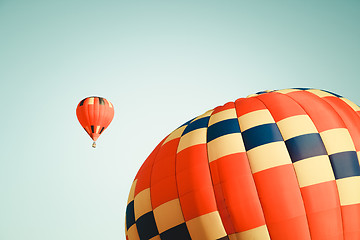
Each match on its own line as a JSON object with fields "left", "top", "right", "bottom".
{"left": 0, "top": 0, "right": 359, "bottom": 239}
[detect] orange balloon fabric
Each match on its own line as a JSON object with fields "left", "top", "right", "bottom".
{"left": 125, "top": 89, "right": 360, "bottom": 240}
{"left": 76, "top": 96, "right": 114, "bottom": 142}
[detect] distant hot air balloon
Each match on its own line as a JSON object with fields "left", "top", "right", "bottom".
{"left": 125, "top": 88, "right": 360, "bottom": 240}
{"left": 76, "top": 96, "right": 114, "bottom": 148}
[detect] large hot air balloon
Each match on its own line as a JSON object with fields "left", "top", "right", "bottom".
{"left": 125, "top": 88, "right": 360, "bottom": 240}
{"left": 76, "top": 96, "right": 114, "bottom": 148}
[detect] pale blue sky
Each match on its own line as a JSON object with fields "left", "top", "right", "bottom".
{"left": 0, "top": 1, "right": 359, "bottom": 239}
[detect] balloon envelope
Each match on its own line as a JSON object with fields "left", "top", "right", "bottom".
{"left": 76, "top": 96, "right": 114, "bottom": 143}
{"left": 125, "top": 89, "right": 360, "bottom": 240}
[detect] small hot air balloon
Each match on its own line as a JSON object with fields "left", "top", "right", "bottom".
{"left": 125, "top": 88, "right": 360, "bottom": 240}
{"left": 76, "top": 96, "right": 114, "bottom": 148}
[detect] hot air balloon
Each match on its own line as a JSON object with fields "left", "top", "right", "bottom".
{"left": 125, "top": 88, "right": 360, "bottom": 240}
{"left": 76, "top": 96, "right": 114, "bottom": 148}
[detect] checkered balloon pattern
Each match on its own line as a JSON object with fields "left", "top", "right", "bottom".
{"left": 125, "top": 89, "right": 360, "bottom": 240}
